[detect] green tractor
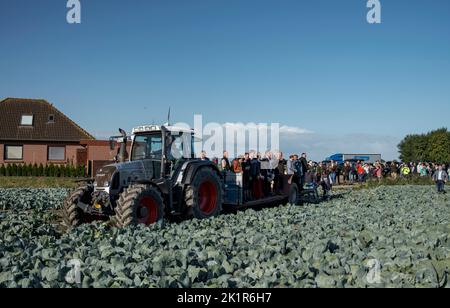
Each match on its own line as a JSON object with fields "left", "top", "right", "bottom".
{"left": 63, "top": 125, "right": 224, "bottom": 228}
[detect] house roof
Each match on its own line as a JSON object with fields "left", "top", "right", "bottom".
{"left": 0, "top": 98, "right": 95, "bottom": 142}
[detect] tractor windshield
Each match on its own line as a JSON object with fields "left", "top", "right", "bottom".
{"left": 131, "top": 134, "right": 163, "bottom": 161}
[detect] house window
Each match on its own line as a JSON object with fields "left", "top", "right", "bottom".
{"left": 48, "top": 146, "right": 66, "bottom": 161}
{"left": 5, "top": 145, "right": 23, "bottom": 161}
{"left": 21, "top": 115, "right": 34, "bottom": 126}
{"left": 48, "top": 114, "right": 55, "bottom": 123}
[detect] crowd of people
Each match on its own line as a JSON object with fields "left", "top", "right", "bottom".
{"left": 200, "top": 150, "right": 449, "bottom": 198}
{"left": 304, "top": 160, "right": 449, "bottom": 194}
{"left": 200, "top": 150, "right": 334, "bottom": 201}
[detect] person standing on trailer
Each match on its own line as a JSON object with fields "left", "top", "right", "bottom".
{"left": 287, "top": 155, "right": 296, "bottom": 185}
{"left": 300, "top": 153, "right": 309, "bottom": 189}
{"left": 320, "top": 167, "right": 333, "bottom": 200}
{"left": 250, "top": 151, "right": 263, "bottom": 199}
{"left": 221, "top": 151, "right": 231, "bottom": 173}
{"left": 200, "top": 151, "right": 209, "bottom": 161}
{"left": 293, "top": 154, "right": 304, "bottom": 190}
{"left": 242, "top": 153, "right": 252, "bottom": 201}
{"left": 273, "top": 151, "right": 286, "bottom": 194}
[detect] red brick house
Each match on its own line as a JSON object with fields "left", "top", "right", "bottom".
{"left": 0, "top": 98, "right": 96, "bottom": 166}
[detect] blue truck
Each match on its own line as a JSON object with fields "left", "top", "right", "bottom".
{"left": 326, "top": 153, "right": 382, "bottom": 164}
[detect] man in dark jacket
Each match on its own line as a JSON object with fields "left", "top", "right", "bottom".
{"left": 242, "top": 153, "right": 252, "bottom": 201}
{"left": 300, "top": 153, "right": 308, "bottom": 173}
{"left": 300, "top": 153, "right": 309, "bottom": 189}
{"left": 274, "top": 151, "right": 286, "bottom": 194}
{"left": 293, "top": 155, "right": 304, "bottom": 190}
{"left": 250, "top": 152, "right": 262, "bottom": 199}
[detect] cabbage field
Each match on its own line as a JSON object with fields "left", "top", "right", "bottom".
{"left": 0, "top": 186, "right": 449, "bottom": 288}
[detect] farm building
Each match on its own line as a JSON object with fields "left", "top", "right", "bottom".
{"left": 0, "top": 98, "right": 122, "bottom": 174}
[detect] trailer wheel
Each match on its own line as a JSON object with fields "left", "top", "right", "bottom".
{"left": 62, "top": 186, "right": 94, "bottom": 228}
{"left": 288, "top": 183, "right": 299, "bottom": 205}
{"left": 114, "top": 184, "right": 164, "bottom": 228}
{"left": 185, "top": 168, "right": 223, "bottom": 219}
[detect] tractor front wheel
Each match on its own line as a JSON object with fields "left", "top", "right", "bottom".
{"left": 62, "top": 186, "right": 94, "bottom": 229}
{"left": 185, "top": 168, "right": 223, "bottom": 219}
{"left": 114, "top": 185, "right": 165, "bottom": 228}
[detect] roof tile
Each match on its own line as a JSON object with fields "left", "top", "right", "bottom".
{"left": 0, "top": 98, "right": 95, "bottom": 142}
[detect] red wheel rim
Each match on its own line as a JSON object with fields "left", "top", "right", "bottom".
{"left": 198, "top": 180, "right": 218, "bottom": 215}
{"left": 137, "top": 196, "right": 159, "bottom": 225}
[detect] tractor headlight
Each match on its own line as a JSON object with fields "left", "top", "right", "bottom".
{"left": 103, "top": 181, "right": 110, "bottom": 187}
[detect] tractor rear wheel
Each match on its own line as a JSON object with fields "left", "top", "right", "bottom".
{"left": 62, "top": 186, "right": 94, "bottom": 228}
{"left": 185, "top": 168, "right": 223, "bottom": 219}
{"left": 114, "top": 184, "right": 165, "bottom": 228}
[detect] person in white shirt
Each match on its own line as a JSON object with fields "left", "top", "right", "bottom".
{"left": 432, "top": 165, "right": 448, "bottom": 194}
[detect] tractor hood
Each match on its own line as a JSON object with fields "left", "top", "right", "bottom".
{"left": 94, "top": 165, "right": 117, "bottom": 188}
{"left": 94, "top": 160, "right": 161, "bottom": 190}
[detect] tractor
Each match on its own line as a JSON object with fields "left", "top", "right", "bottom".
{"left": 62, "top": 124, "right": 319, "bottom": 229}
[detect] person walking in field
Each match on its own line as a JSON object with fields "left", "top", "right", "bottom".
{"left": 432, "top": 165, "right": 448, "bottom": 194}
{"left": 374, "top": 163, "right": 383, "bottom": 181}
{"left": 343, "top": 161, "right": 351, "bottom": 184}
{"left": 400, "top": 164, "right": 411, "bottom": 178}
{"left": 390, "top": 162, "right": 398, "bottom": 179}
{"left": 357, "top": 163, "right": 365, "bottom": 183}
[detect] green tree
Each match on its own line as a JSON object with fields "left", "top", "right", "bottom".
{"left": 32, "top": 163, "right": 38, "bottom": 176}
{"left": 17, "top": 164, "right": 23, "bottom": 177}
{"left": 48, "top": 164, "right": 55, "bottom": 177}
{"left": 0, "top": 165, "right": 5, "bottom": 176}
{"left": 77, "top": 165, "right": 85, "bottom": 177}
{"left": 399, "top": 128, "right": 450, "bottom": 163}
{"left": 11, "top": 164, "right": 18, "bottom": 176}
{"left": 38, "top": 164, "right": 44, "bottom": 176}
{"left": 426, "top": 128, "right": 450, "bottom": 163}
{"left": 66, "top": 165, "right": 73, "bottom": 178}
{"left": 398, "top": 134, "right": 417, "bottom": 162}
{"left": 60, "top": 165, "right": 66, "bottom": 177}
{"left": 26, "top": 164, "right": 32, "bottom": 176}
{"left": 55, "top": 165, "right": 62, "bottom": 177}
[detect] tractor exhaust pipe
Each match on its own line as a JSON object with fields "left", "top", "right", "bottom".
{"left": 118, "top": 128, "right": 128, "bottom": 163}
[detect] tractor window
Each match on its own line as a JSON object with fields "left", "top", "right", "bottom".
{"left": 131, "top": 134, "right": 163, "bottom": 161}
{"left": 168, "top": 132, "right": 194, "bottom": 160}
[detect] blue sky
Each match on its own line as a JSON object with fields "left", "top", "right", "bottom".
{"left": 1, "top": 0, "right": 449, "bottom": 160}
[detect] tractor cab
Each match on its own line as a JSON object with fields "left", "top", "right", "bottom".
{"left": 130, "top": 125, "right": 196, "bottom": 178}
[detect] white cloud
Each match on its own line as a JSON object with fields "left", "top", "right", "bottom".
{"left": 92, "top": 131, "right": 118, "bottom": 139}
{"left": 279, "top": 125, "right": 314, "bottom": 135}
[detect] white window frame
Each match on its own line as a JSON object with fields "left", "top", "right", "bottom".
{"left": 4, "top": 145, "right": 23, "bottom": 161}
{"left": 48, "top": 146, "right": 66, "bottom": 161}
{"left": 20, "top": 115, "right": 34, "bottom": 126}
